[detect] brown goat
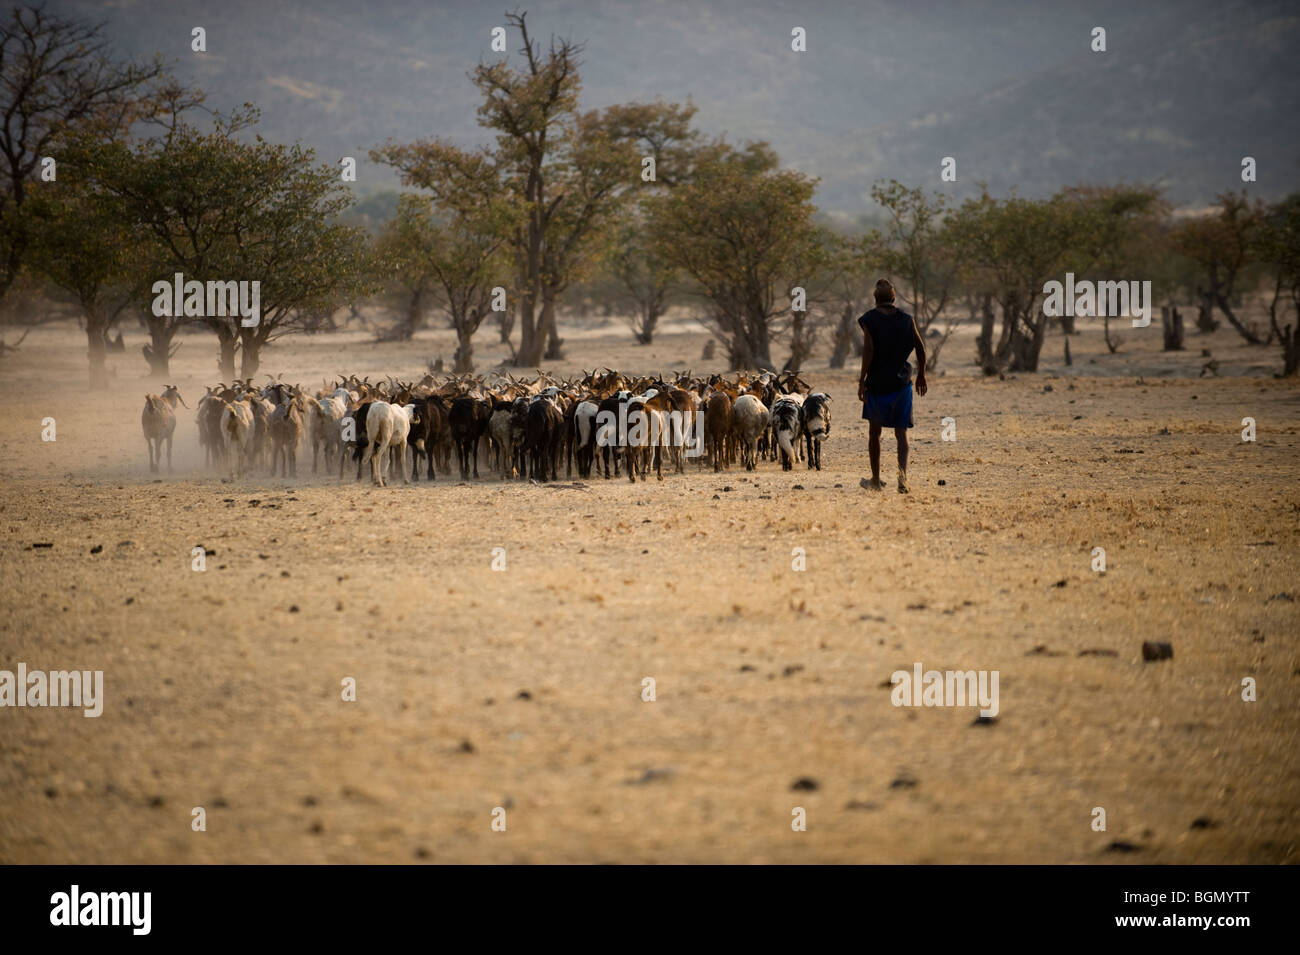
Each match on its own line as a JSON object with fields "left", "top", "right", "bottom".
{"left": 141, "top": 394, "right": 177, "bottom": 473}
{"left": 705, "top": 391, "right": 733, "bottom": 472}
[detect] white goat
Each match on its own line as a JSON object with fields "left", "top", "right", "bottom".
{"left": 360, "top": 401, "right": 415, "bottom": 487}
{"left": 732, "top": 394, "right": 769, "bottom": 471}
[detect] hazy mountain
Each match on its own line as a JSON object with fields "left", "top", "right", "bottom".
{"left": 54, "top": 0, "right": 1300, "bottom": 218}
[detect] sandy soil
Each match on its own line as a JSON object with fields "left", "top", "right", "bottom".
{"left": 0, "top": 316, "right": 1297, "bottom": 863}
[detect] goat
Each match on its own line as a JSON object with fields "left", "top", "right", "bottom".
{"left": 731, "top": 394, "right": 769, "bottom": 471}
{"left": 508, "top": 397, "right": 530, "bottom": 479}
{"left": 220, "top": 399, "right": 255, "bottom": 478}
{"left": 524, "top": 396, "right": 564, "bottom": 482}
{"left": 312, "top": 391, "right": 347, "bottom": 474}
{"left": 572, "top": 399, "right": 599, "bottom": 479}
{"left": 595, "top": 391, "right": 630, "bottom": 479}
{"left": 197, "top": 385, "right": 233, "bottom": 469}
{"left": 406, "top": 394, "right": 439, "bottom": 481}
{"left": 141, "top": 394, "right": 177, "bottom": 473}
{"left": 704, "top": 391, "right": 732, "bottom": 472}
{"left": 448, "top": 395, "right": 490, "bottom": 480}
{"left": 801, "top": 393, "right": 831, "bottom": 471}
{"left": 359, "top": 401, "right": 415, "bottom": 487}
{"left": 487, "top": 397, "right": 516, "bottom": 478}
{"left": 624, "top": 392, "right": 666, "bottom": 482}
{"left": 269, "top": 390, "right": 304, "bottom": 477}
{"left": 771, "top": 394, "right": 805, "bottom": 471}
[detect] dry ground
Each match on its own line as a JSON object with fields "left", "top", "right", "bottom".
{"left": 0, "top": 317, "right": 1297, "bottom": 863}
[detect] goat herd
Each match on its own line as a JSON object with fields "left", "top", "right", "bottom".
{"left": 139, "top": 369, "right": 833, "bottom": 485}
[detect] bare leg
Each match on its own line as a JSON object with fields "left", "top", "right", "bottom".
{"left": 861, "top": 422, "right": 885, "bottom": 490}
{"left": 895, "top": 427, "right": 910, "bottom": 493}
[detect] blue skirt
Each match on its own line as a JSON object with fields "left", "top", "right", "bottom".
{"left": 862, "top": 384, "right": 914, "bottom": 428}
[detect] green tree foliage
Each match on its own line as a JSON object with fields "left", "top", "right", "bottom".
{"left": 1059, "top": 184, "right": 1166, "bottom": 352}
{"left": 375, "top": 193, "right": 515, "bottom": 371}
{"left": 93, "top": 107, "right": 369, "bottom": 380}
{"left": 1171, "top": 191, "right": 1267, "bottom": 344}
{"left": 1256, "top": 193, "right": 1300, "bottom": 375}
{"left": 867, "top": 179, "right": 957, "bottom": 370}
{"left": 647, "top": 145, "right": 825, "bottom": 370}
{"left": 374, "top": 12, "right": 697, "bottom": 367}
{"left": 0, "top": 3, "right": 164, "bottom": 305}
{"left": 24, "top": 155, "right": 143, "bottom": 388}
{"left": 946, "top": 191, "right": 1075, "bottom": 372}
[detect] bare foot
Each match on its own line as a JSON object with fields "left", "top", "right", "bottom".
{"left": 897, "top": 469, "right": 910, "bottom": 494}
{"left": 860, "top": 477, "right": 885, "bottom": 491}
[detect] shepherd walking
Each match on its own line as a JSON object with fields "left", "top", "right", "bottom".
{"left": 858, "top": 279, "right": 928, "bottom": 493}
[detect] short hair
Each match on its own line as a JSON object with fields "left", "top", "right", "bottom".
{"left": 874, "top": 279, "right": 896, "bottom": 304}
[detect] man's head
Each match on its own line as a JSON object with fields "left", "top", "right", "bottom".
{"left": 874, "top": 279, "right": 896, "bottom": 305}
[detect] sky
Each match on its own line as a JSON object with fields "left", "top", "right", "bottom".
{"left": 53, "top": 0, "right": 1300, "bottom": 215}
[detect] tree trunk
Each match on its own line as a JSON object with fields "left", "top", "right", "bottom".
{"left": 1008, "top": 309, "right": 1046, "bottom": 372}
{"left": 86, "top": 313, "right": 109, "bottom": 391}
{"left": 784, "top": 310, "right": 814, "bottom": 373}
{"left": 1213, "top": 293, "right": 1263, "bottom": 344}
{"left": 829, "top": 305, "right": 855, "bottom": 369}
{"left": 994, "top": 302, "right": 1015, "bottom": 364}
{"left": 544, "top": 323, "right": 565, "bottom": 361}
{"left": 453, "top": 325, "right": 474, "bottom": 373}
{"left": 976, "top": 294, "right": 997, "bottom": 374}
{"left": 745, "top": 309, "right": 773, "bottom": 370}
{"left": 215, "top": 326, "right": 238, "bottom": 382}
{"left": 1161, "top": 305, "right": 1185, "bottom": 351}
{"left": 1281, "top": 323, "right": 1299, "bottom": 377}
{"left": 636, "top": 303, "right": 659, "bottom": 345}
{"left": 516, "top": 289, "right": 542, "bottom": 367}
{"left": 1027, "top": 313, "right": 1048, "bottom": 371}
{"left": 239, "top": 331, "right": 261, "bottom": 380}
{"left": 515, "top": 255, "right": 540, "bottom": 366}
{"left": 398, "top": 287, "right": 424, "bottom": 341}
{"left": 536, "top": 291, "right": 562, "bottom": 363}
{"left": 144, "top": 315, "right": 179, "bottom": 377}
{"left": 1195, "top": 290, "right": 1218, "bottom": 333}
{"left": 498, "top": 301, "right": 515, "bottom": 343}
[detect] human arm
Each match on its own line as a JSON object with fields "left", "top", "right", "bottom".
{"left": 912, "top": 316, "right": 928, "bottom": 397}
{"left": 858, "top": 324, "right": 873, "bottom": 401}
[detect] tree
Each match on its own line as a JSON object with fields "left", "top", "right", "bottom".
{"left": 606, "top": 200, "right": 678, "bottom": 345}
{"left": 374, "top": 12, "right": 696, "bottom": 367}
{"left": 379, "top": 194, "right": 515, "bottom": 372}
{"left": 1257, "top": 193, "right": 1300, "bottom": 376}
{"left": 946, "top": 191, "right": 1075, "bottom": 372}
{"left": 1171, "top": 191, "right": 1266, "bottom": 344}
{"left": 824, "top": 233, "right": 874, "bottom": 369}
{"left": 868, "top": 180, "right": 957, "bottom": 370}
{"left": 0, "top": 4, "right": 164, "bottom": 303}
{"left": 372, "top": 198, "right": 439, "bottom": 343}
{"left": 647, "top": 145, "right": 824, "bottom": 370}
{"left": 97, "top": 108, "right": 368, "bottom": 379}
{"left": 229, "top": 153, "right": 369, "bottom": 379}
{"left": 1060, "top": 184, "right": 1166, "bottom": 353}
{"left": 24, "top": 164, "right": 141, "bottom": 388}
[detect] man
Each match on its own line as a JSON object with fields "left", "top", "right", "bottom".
{"left": 857, "top": 279, "right": 927, "bottom": 493}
